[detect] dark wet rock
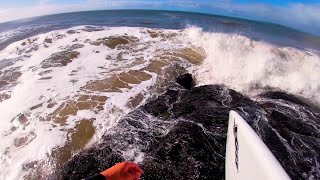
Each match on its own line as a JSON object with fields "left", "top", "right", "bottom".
{"left": 39, "top": 77, "right": 52, "bottom": 80}
{"left": 41, "top": 51, "right": 80, "bottom": 69}
{"left": 67, "top": 44, "right": 84, "bottom": 51}
{"left": 144, "top": 88, "right": 181, "bottom": 118}
{"left": 38, "top": 70, "right": 53, "bottom": 76}
{"left": 0, "top": 80, "right": 9, "bottom": 90}
{"left": 30, "top": 103, "right": 43, "bottom": 110}
{"left": 27, "top": 38, "right": 39, "bottom": 44}
{"left": 0, "top": 93, "right": 10, "bottom": 102}
{"left": 29, "top": 66, "right": 39, "bottom": 72}
{"left": 56, "top": 34, "right": 66, "bottom": 39}
{"left": 141, "top": 121, "right": 226, "bottom": 180}
{"left": 25, "top": 46, "right": 39, "bottom": 53}
{"left": 146, "top": 30, "right": 178, "bottom": 40}
{"left": 16, "top": 39, "right": 40, "bottom": 55}
{"left": 54, "top": 85, "right": 246, "bottom": 179}
{"left": 258, "top": 94, "right": 320, "bottom": 179}
{"left": 260, "top": 91, "right": 320, "bottom": 112}
{"left": 55, "top": 84, "right": 320, "bottom": 180}
{"left": 18, "top": 114, "right": 28, "bottom": 124}
{"left": 67, "top": 30, "right": 77, "bottom": 34}
{"left": 59, "top": 44, "right": 84, "bottom": 51}
{"left": 45, "top": 38, "right": 53, "bottom": 43}
{"left": 176, "top": 73, "right": 194, "bottom": 89}
{"left": 69, "top": 70, "right": 78, "bottom": 76}
{"left": 81, "top": 26, "right": 104, "bottom": 32}
{"left": 51, "top": 144, "right": 124, "bottom": 180}
{"left": 0, "top": 66, "right": 22, "bottom": 90}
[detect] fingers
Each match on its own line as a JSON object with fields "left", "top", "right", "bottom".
{"left": 126, "top": 162, "right": 142, "bottom": 173}
{"left": 132, "top": 172, "right": 142, "bottom": 180}
{"left": 125, "top": 162, "right": 143, "bottom": 179}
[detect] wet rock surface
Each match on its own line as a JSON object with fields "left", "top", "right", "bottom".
{"left": 44, "top": 38, "right": 53, "bottom": 43}
{"left": 54, "top": 74, "right": 320, "bottom": 180}
{"left": 147, "top": 30, "right": 178, "bottom": 40}
{"left": 41, "top": 51, "right": 80, "bottom": 68}
{"left": 0, "top": 92, "right": 10, "bottom": 102}
{"left": 0, "top": 66, "right": 22, "bottom": 91}
{"left": 176, "top": 73, "right": 194, "bottom": 89}
{"left": 81, "top": 26, "right": 104, "bottom": 32}
{"left": 90, "top": 36, "right": 139, "bottom": 49}
{"left": 40, "top": 44, "right": 84, "bottom": 69}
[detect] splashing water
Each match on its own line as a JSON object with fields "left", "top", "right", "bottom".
{"left": 0, "top": 12, "right": 319, "bottom": 180}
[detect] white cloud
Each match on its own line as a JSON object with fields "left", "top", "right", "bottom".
{"left": 0, "top": 4, "right": 82, "bottom": 23}
{"left": 0, "top": 0, "right": 319, "bottom": 35}
{"left": 201, "top": 2, "right": 320, "bottom": 35}
{"left": 0, "top": 0, "right": 167, "bottom": 23}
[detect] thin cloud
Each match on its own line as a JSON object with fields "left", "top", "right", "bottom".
{"left": 200, "top": 1, "right": 320, "bottom": 35}
{"left": 168, "top": 0, "right": 200, "bottom": 8}
{"left": 0, "top": 0, "right": 166, "bottom": 22}
{"left": 0, "top": 0, "right": 319, "bottom": 35}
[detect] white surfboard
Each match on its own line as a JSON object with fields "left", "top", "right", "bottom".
{"left": 226, "top": 111, "right": 290, "bottom": 180}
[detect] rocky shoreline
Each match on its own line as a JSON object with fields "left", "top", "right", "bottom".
{"left": 53, "top": 74, "right": 320, "bottom": 180}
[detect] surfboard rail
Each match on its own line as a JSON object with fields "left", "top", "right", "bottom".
{"left": 226, "top": 110, "right": 291, "bottom": 180}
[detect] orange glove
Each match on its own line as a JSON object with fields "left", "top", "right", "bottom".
{"left": 100, "top": 162, "right": 143, "bottom": 180}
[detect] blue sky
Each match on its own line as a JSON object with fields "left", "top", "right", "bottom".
{"left": 0, "top": 0, "right": 319, "bottom": 35}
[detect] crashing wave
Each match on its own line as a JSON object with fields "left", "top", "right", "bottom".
{"left": 0, "top": 25, "right": 319, "bottom": 179}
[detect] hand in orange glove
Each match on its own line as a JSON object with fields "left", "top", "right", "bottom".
{"left": 100, "top": 162, "right": 143, "bottom": 180}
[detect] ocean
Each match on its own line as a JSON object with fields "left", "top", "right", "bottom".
{"left": 0, "top": 10, "right": 319, "bottom": 179}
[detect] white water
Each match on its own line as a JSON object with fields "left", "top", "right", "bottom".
{"left": 0, "top": 26, "right": 188, "bottom": 180}
{"left": 186, "top": 27, "right": 320, "bottom": 103}
{"left": 0, "top": 25, "right": 319, "bottom": 179}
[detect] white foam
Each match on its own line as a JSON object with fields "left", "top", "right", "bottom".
{"left": 0, "top": 26, "right": 188, "bottom": 179}
{"left": 1, "top": 25, "right": 319, "bottom": 179}
{"left": 185, "top": 26, "right": 320, "bottom": 103}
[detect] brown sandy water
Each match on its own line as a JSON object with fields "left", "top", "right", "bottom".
{"left": 0, "top": 26, "right": 205, "bottom": 179}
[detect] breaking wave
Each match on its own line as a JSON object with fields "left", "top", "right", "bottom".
{"left": 0, "top": 25, "right": 319, "bottom": 179}
{"left": 186, "top": 26, "right": 320, "bottom": 104}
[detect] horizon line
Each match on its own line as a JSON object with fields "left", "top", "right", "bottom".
{"left": 0, "top": 9, "right": 318, "bottom": 37}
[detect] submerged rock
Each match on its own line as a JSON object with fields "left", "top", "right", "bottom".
{"left": 66, "top": 30, "right": 77, "bottom": 34}
{"left": 0, "top": 93, "right": 10, "bottom": 102}
{"left": 41, "top": 51, "right": 80, "bottom": 68}
{"left": 174, "top": 46, "right": 206, "bottom": 65}
{"left": 40, "top": 43, "right": 84, "bottom": 68}
{"left": 54, "top": 83, "right": 320, "bottom": 180}
{"left": 81, "top": 26, "right": 104, "bottom": 32}
{"left": 44, "top": 38, "right": 53, "bottom": 43}
{"left": 146, "top": 30, "right": 178, "bottom": 40}
{"left": 90, "top": 36, "right": 138, "bottom": 49}
{"left": 0, "top": 66, "right": 22, "bottom": 91}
